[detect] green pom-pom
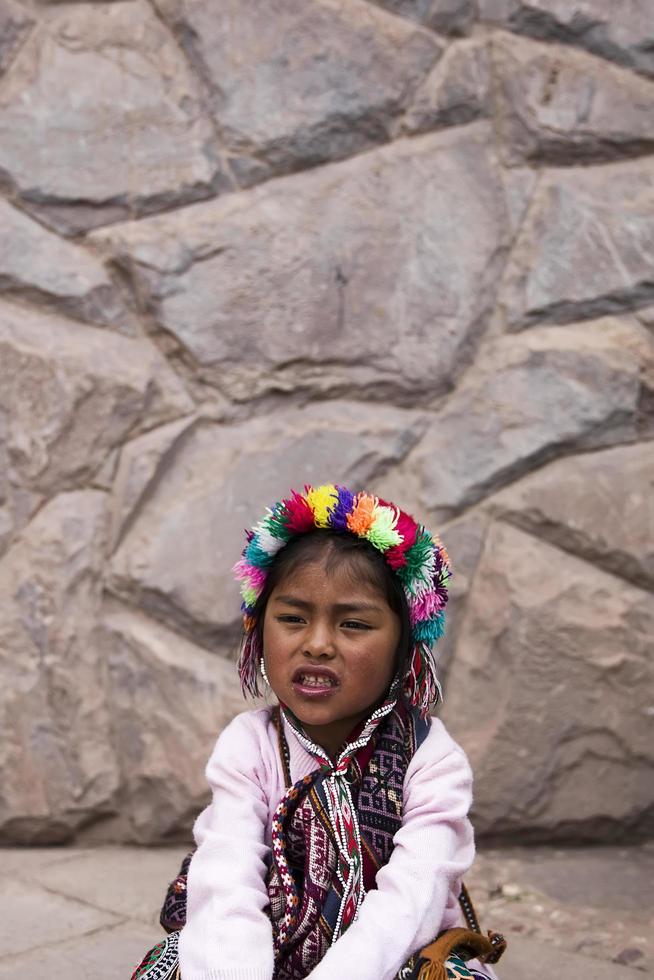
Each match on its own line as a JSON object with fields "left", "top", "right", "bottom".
{"left": 262, "top": 504, "right": 293, "bottom": 542}
{"left": 397, "top": 529, "right": 434, "bottom": 588}
{"left": 365, "top": 505, "right": 401, "bottom": 552}
{"left": 241, "top": 585, "right": 259, "bottom": 609}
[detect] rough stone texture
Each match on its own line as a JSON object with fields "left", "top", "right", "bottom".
{"left": 489, "top": 441, "right": 654, "bottom": 592}
{"left": 0, "top": 491, "right": 119, "bottom": 843}
{"left": 440, "top": 521, "right": 654, "bottom": 841}
{"left": 467, "top": 845, "right": 654, "bottom": 974}
{"left": 0, "top": 301, "right": 193, "bottom": 500}
{"left": 492, "top": 34, "right": 654, "bottom": 165}
{"left": 0, "top": 1, "right": 228, "bottom": 234}
{"left": 378, "top": 317, "right": 654, "bottom": 522}
{"left": 1, "top": 0, "right": 653, "bottom": 844}
{"left": 98, "top": 607, "right": 247, "bottom": 841}
{"left": 153, "top": 0, "right": 441, "bottom": 184}
{"left": 108, "top": 415, "right": 199, "bottom": 551}
{"left": 107, "top": 403, "right": 428, "bottom": 644}
{"left": 0, "top": 199, "right": 136, "bottom": 331}
{"left": 3, "top": 845, "right": 652, "bottom": 979}
{"left": 477, "top": 0, "right": 654, "bottom": 78}
{"left": 0, "top": 0, "right": 34, "bottom": 76}
{"left": 500, "top": 158, "right": 654, "bottom": 329}
{"left": 402, "top": 37, "right": 492, "bottom": 133}
{"left": 92, "top": 124, "right": 510, "bottom": 403}
{"left": 369, "top": 0, "right": 476, "bottom": 36}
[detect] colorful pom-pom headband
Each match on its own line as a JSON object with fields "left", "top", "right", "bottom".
{"left": 233, "top": 484, "right": 452, "bottom": 716}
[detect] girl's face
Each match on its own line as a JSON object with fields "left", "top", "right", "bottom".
{"left": 262, "top": 556, "right": 401, "bottom": 758}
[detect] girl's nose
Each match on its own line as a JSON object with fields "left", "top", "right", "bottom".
{"left": 302, "top": 621, "right": 336, "bottom": 658}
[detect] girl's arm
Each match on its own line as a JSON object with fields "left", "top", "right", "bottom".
{"left": 178, "top": 711, "right": 275, "bottom": 980}
{"left": 306, "top": 718, "right": 475, "bottom": 980}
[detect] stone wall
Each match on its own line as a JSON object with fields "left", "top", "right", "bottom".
{"left": 0, "top": 0, "right": 652, "bottom": 845}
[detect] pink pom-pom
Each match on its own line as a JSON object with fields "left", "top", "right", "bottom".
{"left": 409, "top": 590, "right": 445, "bottom": 625}
{"left": 384, "top": 508, "right": 419, "bottom": 568}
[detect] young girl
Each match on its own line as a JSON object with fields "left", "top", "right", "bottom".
{"left": 131, "top": 484, "right": 504, "bottom": 980}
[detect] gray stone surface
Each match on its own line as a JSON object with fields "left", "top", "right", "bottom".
{"left": 469, "top": 846, "right": 653, "bottom": 970}
{"left": 0, "top": 0, "right": 34, "bottom": 76}
{"left": 489, "top": 441, "right": 654, "bottom": 592}
{"left": 1, "top": 844, "right": 651, "bottom": 978}
{"left": 0, "top": 301, "right": 192, "bottom": 497}
{"left": 98, "top": 607, "right": 247, "bottom": 841}
{"left": 107, "top": 402, "right": 428, "bottom": 642}
{"left": 0, "top": 920, "right": 158, "bottom": 980}
{"left": 369, "top": 0, "right": 476, "bottom": 35}
{"left": 492, "top": 34, "right": 654, "bottom": 164}
{"left": 154, "top": 0, "right": 441, "bottom": 183}
{"left": 0, "top": 492, "right": 119, "bottom": 844}
{"left": 501, "top": 159, "right": 654, "bottom": 328}
{"left": 477, "top": 0, "right": 654, "bottom": 78}
{"left": 403, "top": 37, "right": 492, "bottom": 133}
{"left": 380, "top": 317, "right": 653, "bottom": 521}
{"left": 31, "top": 845, "right": 189, "bottom": 924}
{"left": 1, "top": 0, "right": 652, "bottom": 848}
{"left": 0, "top": 877, "right": 119, "bottom": 957}
{"left": 440, "top": 521, "right": 654, "bottom": 841}
{"left": 0, "top": 199, "right": 135, "bottom": 330}
{"left": 0, "top": 1, "right": 227, "bottom": 233}
{"left": 92, "top": 123, "right": 510, "bottom": 403}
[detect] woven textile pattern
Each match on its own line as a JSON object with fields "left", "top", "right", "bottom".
{"left": 160, "top": 853, "right": 192, "bottom": 934}
{"left": 268, "top": 703, "right": 429, "bottom": 979}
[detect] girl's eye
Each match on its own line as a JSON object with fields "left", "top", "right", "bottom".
{"left": 277, "top": 615, "right": 305, "bottom": 625}
{"left": 342, "top": 620, "right": 372, "bottom": 630}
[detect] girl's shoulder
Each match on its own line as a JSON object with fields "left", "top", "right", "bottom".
{"left": 405, "top": 714, "right": 473, "bottom": 783}
{"left": 205, "top": 705, "right": 280, "bottom": 778}
{"left": 219, "top": 704, "right": 276, "bottom": 739}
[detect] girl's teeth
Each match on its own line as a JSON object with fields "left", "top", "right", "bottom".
{"left": 301, "top": 674, "right": 334, "bottom": 687}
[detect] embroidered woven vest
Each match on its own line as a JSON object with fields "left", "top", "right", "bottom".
{"left": 267, "top": 705, "right": 430, "bottom": 980}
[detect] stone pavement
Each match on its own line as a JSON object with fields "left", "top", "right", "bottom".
{"left": 0, "top": 844, "right": 651, "bottom": 979}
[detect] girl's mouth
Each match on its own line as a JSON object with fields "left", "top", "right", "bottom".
{"left": 291, "top": 667, "right": 339, "bottom": 698}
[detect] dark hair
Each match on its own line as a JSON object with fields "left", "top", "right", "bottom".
{"left": 250, "top": 529, "right": 411, "bottom": 675}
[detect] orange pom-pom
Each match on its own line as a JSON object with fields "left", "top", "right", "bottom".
{"left": 346, "top": 493, "right": 376, "bottom": 535}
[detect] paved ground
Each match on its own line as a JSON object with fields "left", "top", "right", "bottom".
{"left": 0, "top": 843, "right": 651, "bottom": 978}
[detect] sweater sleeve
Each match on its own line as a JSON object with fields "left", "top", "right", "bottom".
{"left": 305, "top": 718, "right": 475, "bottom": 980}
{"left": 178, "top": 711, "right": 275, "bottom": 980}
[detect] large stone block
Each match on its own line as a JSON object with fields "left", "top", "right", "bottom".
{"left": 378, "top": 317, "right": 653, "bottom": 522}
{"left": 107, "top": 402, "right": 428, "bottom": 642}
{"left": 0, "top": 199, "right": 135, "bottom": 331}
{"left": 492, "top": 35, "right": 654, "bottom": 164}
{"left": 0, "top": 301, "right": 192, "bottom": 496}
{"left": 440, "top": 521, "right": 654, "bottom": 841}
{"left": 477, "top": 0, "right": 654, "bottom": 78}
{"left": 98, "top": 607, "right": 247, "bottom": 842}
{"left": 109, "top": 415, "right": 198, "bottom": 551}
{"left": 0, "top": 0, "right": 34, "bottom": 76}
{"left": 154, "top": 0, "right": 441, "bottom": 183}
{"left": 402, "top": 37, "right": 492, "bottom": 133}
{"left": 368, "top": 0, "right": 476, "bottom": 35}
{"left": 489, "top": 442, "right": 654, "bottom": 592}
{"left": 500, "top": 158, "right": 654, "bottom": 329}
{"left": 0, "top": 491, "right": 120, "bottom": 843}
{"left": 91, "top": 123, "right": 510, "bottom": 403}
{"left": 0, "top": 1, "right": 227, "bottom": 233}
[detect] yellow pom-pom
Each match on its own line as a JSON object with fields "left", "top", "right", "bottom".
{"left": 306, "top": 484, "right": 338, "bottom": 527}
